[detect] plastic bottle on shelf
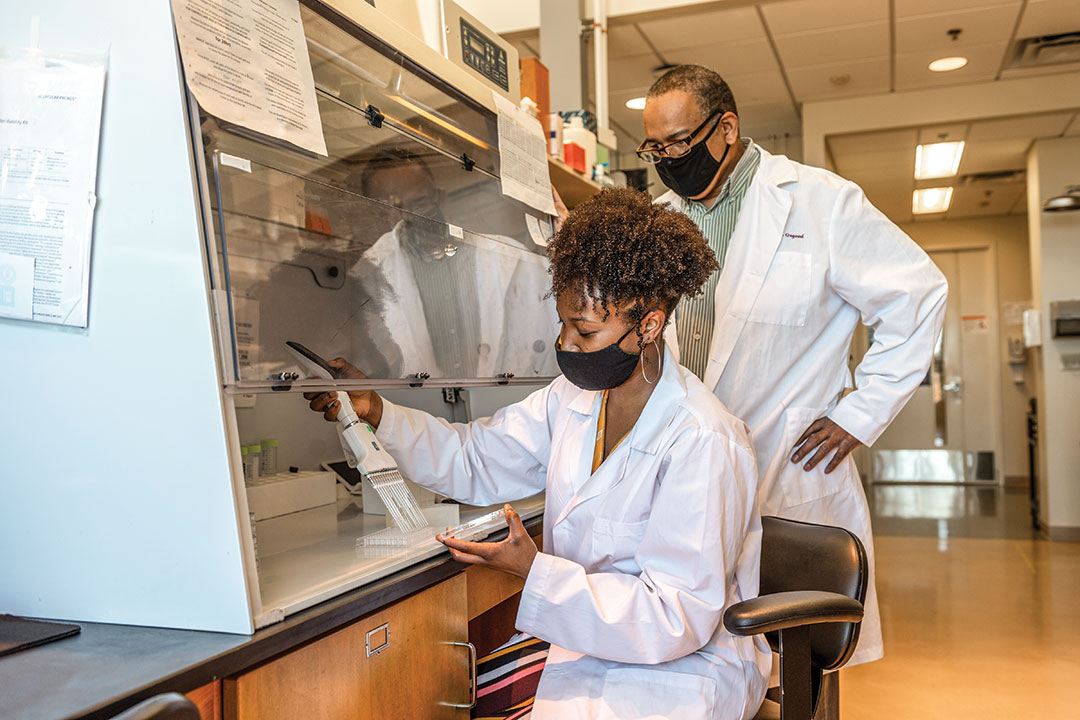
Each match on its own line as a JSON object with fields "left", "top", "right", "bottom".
{"left": 564, "top": 142, "right": 585, "bottom": 173}
{"left": 260, "top": 439, "right": 279, "bottom": 477}
{"left": 548, "top": 113, "right": 563, "bottom": 158}
{"left": 243, "top": 444, "right": 260, "bottom": 483}
{"left": 562, "top": 117, "right": 596, "bottom": 177}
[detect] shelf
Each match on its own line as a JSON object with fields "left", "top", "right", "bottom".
{"left": 549, "top": 157, "right": 602, "bottom": 210}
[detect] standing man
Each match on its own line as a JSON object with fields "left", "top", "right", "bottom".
{"left": 637, "top": 65, "right": 949, "bottom": 668}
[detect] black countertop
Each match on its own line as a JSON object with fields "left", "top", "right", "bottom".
{"left": 0, "top": 536, "right": 494, "bottom": 720}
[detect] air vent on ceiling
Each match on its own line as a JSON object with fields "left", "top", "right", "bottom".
{"left": 1010, "top": 32, "right": 1080, "bottom": 68}
{"left": 957, "top": 169, "right": 1026, "bottom": 186}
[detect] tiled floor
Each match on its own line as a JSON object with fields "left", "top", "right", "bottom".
{"left": 841, "top": 484, "right": 1080, "bottom": 718}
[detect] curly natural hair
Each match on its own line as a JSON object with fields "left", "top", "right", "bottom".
{"left": 547, "top": 187, "right": 719, "bottom": 329}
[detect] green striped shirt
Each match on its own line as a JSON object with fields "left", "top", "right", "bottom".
{"left": 675, "top": 138, "right": 761, "bottom": 380}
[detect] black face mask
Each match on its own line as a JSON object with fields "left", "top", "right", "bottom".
{"left": 556, "top": 323, "right": 642, "bottom": 391}
{"left": 656, "top": 119, "right": 731, "bottom": 198}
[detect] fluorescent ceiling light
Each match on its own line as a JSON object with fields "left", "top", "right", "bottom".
{"left": 915, "top": 141, "right": 965, "bottom": 180}
{"left": 913, "top": 187, "right": 954, "bottom": 214}
{"left": 625, "top": 97, "right": 647, "bottom": 110}
{"left": 928, "top": 56, "right": 968, "bottom": 72}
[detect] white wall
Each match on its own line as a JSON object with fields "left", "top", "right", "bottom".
{"left": 456, "top": 0, "right": 541, "bottom": 34}
{"left": 899, "top": 216, "right": 1034, "bottom": 480}
{"left": 1027, "top": 137, "right": 1080, "bottom": 539}
{"left": 457, "top": 0, "right": 741, "bottom": 34}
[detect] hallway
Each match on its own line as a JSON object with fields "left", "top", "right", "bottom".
{"left": 842, "top": 486, "right": 1080, "bottom": 717}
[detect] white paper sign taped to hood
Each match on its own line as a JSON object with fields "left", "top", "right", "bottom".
{"left": 171, "top": 0, "right": 327, "bottom": 156}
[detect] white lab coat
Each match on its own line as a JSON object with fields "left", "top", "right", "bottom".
{"left": 659, "top": 148, "right": 948, "bottom": 666}
{"left": 348, "top": 222, "right": 559, "bottom": 378}
{"left": 376, "top": 347, "right": 771, "bottom": 719}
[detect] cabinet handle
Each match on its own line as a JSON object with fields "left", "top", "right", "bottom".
{"left": 365, "top": 623, "right": 390, "bottom": 657}
{"left": 442, "top": 641, "right": 477, "bottom": 709}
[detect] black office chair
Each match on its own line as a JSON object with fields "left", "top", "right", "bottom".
{"left": 724, "top": 516, "right": 868, "bottom": 720}
{"left": 109, "top": 693, "right": 201, "bottom": 720}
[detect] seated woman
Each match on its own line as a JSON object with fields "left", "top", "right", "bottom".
{"left": 307, "top": 188, "right": 770, "bottom": 719}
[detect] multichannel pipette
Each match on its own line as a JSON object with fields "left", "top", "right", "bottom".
{"left": 284, "top": 341, "right": 428, "bottom": 532}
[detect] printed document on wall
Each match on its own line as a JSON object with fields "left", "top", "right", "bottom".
{"left": 492, "top": 92, "right": 556, "bottom": 216}
{"left": 171, "top": 0, "right": 327, "bottom": 156}
{"left": 0, "top": 47, "right": 106, "bottom": 328}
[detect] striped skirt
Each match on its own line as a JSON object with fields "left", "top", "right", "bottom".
{"left": 472, "top": 633, "right": 550, "bottom": 720}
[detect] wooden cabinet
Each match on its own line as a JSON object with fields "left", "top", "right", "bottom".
{"left": 465, "top": 532, "right": 542, "bottom": 620}
{"left": 550, "top": 157, "right": 601, "bottom": 209}
{"left": 224, "top": 575, "right": 471, "bottom": 720}
{"left": 186, "top": 681, "right": 222, "bottom": 720}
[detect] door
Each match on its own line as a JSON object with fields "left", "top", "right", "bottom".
{"left": 871, "top": 248, "right": 1001, "bottom": 483}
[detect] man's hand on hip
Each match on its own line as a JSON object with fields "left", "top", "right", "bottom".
{"left": 791, "top": 417, "right": 862, "bottom": 474}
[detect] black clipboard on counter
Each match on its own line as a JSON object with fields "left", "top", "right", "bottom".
{"left": 0, "top": 614, "right": 81, "bottom": 657}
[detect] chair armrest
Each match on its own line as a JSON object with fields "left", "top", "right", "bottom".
{"left": 723, "top": 591, "right": 864, "bottom": 636}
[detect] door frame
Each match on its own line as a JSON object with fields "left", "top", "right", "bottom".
{"left": 851, "top": 241, "right": 1006, "bottom": 484}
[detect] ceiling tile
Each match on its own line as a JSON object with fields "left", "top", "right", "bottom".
{"left": 967, "top": 112, "right": 1075, "bottom": 140}
{"left": 1066, "top": 113, "right": 1080, "bottom": 136}
{"left": 737, "top": 101, "right": 801, "bottom": 134}
{"left": 894, "top": 41, "right": 1007, "bottom": 89}
{"left": 786, "top": 57, "right": 890, "bottom": 102}
{"left": 1012, "top": 192, "right": 1028, "bottom": 213}
{"left": 606, "top": 53, "right": 668, "bottom": 92}
{"left": 948, "top": 184, "right": 1025, "bottom": 217}
{"left": 608, "top": 24, "right": 645, "bottom": 60}
{"left": 895, "top": 4, "right": 1022, "bottom": 53}
{"left": 773, "top": 22, "right": 890, "bottom": 68}
{"left": 636, "top": 6, "right": 764, "bottom": 50}
{"left": 1016, "top": 0, "right": 1080, "bottom": 38}
{"left": 896, "top": 0, "right": 1022, "bottom": 19}
{"left": 957, "top": 138, "right": 1032, "bottom": 173}
{"left": 829, "top": 128, "right": 918, "bottom": 155}
{"left": 760, "top": 0, "right": 888, "bottom": 36}
{"left": 663, "top": 37, "right": 780, "bottom": 76}
{"left": 834, "top": 148, "right": 914, "bottom": 175}
{"left": 918, "top": 124, "right": 970, "bottom": 143}
{"left": 720, "top": 69, "right": 791, "bottom": 107}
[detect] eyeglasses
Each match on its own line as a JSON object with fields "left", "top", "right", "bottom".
{"left": 636, "top": 112, "right": 721, "bottom": 164}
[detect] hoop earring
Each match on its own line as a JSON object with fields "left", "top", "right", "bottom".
{"left": 641, "top": 338, "right": 661, "bottom": 385}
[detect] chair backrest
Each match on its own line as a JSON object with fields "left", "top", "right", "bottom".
{"left": 759, "top": 516, "right": 868, "bottom": 670}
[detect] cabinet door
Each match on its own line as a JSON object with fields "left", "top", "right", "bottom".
{"left": 226, "top": 574, "right": 470, "bottom": 720}
{"left": 466, "top": 532, "right": 542, "bottom": 620}
{"left": 186, "top": 680, "right": 222, "bottom": 720}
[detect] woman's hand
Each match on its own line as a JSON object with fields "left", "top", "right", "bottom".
{"left": 551, "top": 184, "right": 569, "bottom": 233}
{"left": 437, "top": 505, "right": 537, "bottom": 579}
{"left": 302, "top": 358, "right": 384, "bottom": 429}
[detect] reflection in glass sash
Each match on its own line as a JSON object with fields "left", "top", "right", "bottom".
{"left": 212, "top": 153, "right": 558, "bottom": 385}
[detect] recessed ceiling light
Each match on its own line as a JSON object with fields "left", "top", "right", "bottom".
{"left": 928, "top": 56, "right": 968, "bottom": 72}
{"left": 913, "top": 187, "right": 954, "bottom": 214}
{"left": 625, "top": 97, "right": 647, "bottom": 110}
{"left": 915, "top": 141, "right": 965, "bottom": 180}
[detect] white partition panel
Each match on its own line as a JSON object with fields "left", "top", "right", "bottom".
{"left": 0, "top": 1, "right": 253, "bottom": 633}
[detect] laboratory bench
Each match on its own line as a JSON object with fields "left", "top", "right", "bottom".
{"left": 0, "top": 513, "right": 544, "bottom": 720}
